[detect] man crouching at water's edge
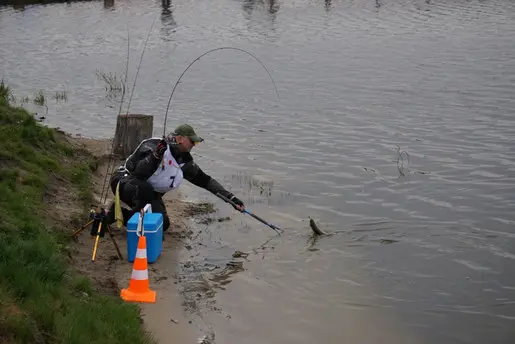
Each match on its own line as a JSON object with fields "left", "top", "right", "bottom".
{"left": 105, "top": 124, "right": 245, "bottom": 231}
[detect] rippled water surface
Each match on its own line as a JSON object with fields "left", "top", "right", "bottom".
{"left": 2, "top": 0, "right": 515, "bottom": 343}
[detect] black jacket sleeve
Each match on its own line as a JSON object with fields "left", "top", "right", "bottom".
{"left": 182, "top": 161, "right": 232, "bottom": 198}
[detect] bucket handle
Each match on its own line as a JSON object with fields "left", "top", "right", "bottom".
{"left": 136, "top": 203, "right": 152, "bottom": 237}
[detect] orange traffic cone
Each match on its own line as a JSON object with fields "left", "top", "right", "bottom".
{"left": 120, "top": 235, "right": 156, "bottom": 303}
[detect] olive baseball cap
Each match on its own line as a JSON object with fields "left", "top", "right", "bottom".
{"left": 173, "top": 124, "right": 204, "bottom": 143}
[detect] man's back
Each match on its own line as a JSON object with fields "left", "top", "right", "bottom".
{"left": 123, "top": 137, "right": 161, "bottom": 173}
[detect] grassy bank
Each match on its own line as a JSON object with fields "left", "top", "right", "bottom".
{"left": 0, "top": 85, "right": 155, "bottom": 344}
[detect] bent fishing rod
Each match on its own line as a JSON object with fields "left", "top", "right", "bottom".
{"left": 160, "top": 47, "right": 281, "bottom": 233}
{"left": 160, "top": 47, "right": 281, "bottom": 232}
{"left": 161, "top": 46, "right": 280, "bottom": 137}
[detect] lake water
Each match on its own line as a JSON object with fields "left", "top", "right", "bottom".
{"left": 1, "top": 0, "right": 515, "bottom": 343}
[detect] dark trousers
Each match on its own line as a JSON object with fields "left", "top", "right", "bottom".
{"left": 107, "top": 171, "right": 171, "bottom": 231}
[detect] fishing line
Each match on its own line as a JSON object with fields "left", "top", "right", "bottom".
{"left": 99, "top": 26, "right": 131, "bottom": 205}
{"left": 162, "top": 46, "right": 280, "bottom": 137}
{"left": 124, "top": 14, "right": 158, "bottom": 118}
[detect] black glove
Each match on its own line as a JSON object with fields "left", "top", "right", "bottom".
{"left": 153, "top": 139, "right": 167, "bottom": 159}
{"left": 228, "top": 194, "right": 244, "bottom": 210}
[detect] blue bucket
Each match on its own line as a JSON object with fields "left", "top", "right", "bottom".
{"left": 126, "top": 212, "right": 163, "bottom": 263}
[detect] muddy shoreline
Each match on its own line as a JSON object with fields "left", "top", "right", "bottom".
{"left": 68, "top": 136, "right": 225, "bottom": 344}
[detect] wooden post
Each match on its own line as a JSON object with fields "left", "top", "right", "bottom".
{"left": 113, "top": 114, "right": 153, "bottom": 159}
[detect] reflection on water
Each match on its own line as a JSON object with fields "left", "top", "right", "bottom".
{"left": 242, "top": 0, "right": 279, "bottom": 15}
{"left": 160, "top": 0, "right": 176, "bottom": 41}
{"left": 324, "top": 0, "right": 331, "bottom": 12}
{"left": 1, "top": 0, "right": 515, "bottom": 342}
{"left": 103, "top": 0, "right": 114, "bottom": 10}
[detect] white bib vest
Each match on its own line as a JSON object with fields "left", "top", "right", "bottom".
{"left": 147, "top": 146, "right": 184, "bottom": 193}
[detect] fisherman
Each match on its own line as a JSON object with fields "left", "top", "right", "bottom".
{"left": 105, "top": 124, "right": 245, "bottom": 231}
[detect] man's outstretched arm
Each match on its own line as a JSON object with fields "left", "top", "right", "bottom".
{"left": 182, "top": 161, "right": 245, "bottom": 209}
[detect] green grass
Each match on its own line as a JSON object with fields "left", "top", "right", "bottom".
{"left": 0, "top": 93, "right": 155, "bottom": 343}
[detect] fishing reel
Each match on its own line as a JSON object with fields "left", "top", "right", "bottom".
{"left": 89, "top": 206, "right": 108, "bottom": 237}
